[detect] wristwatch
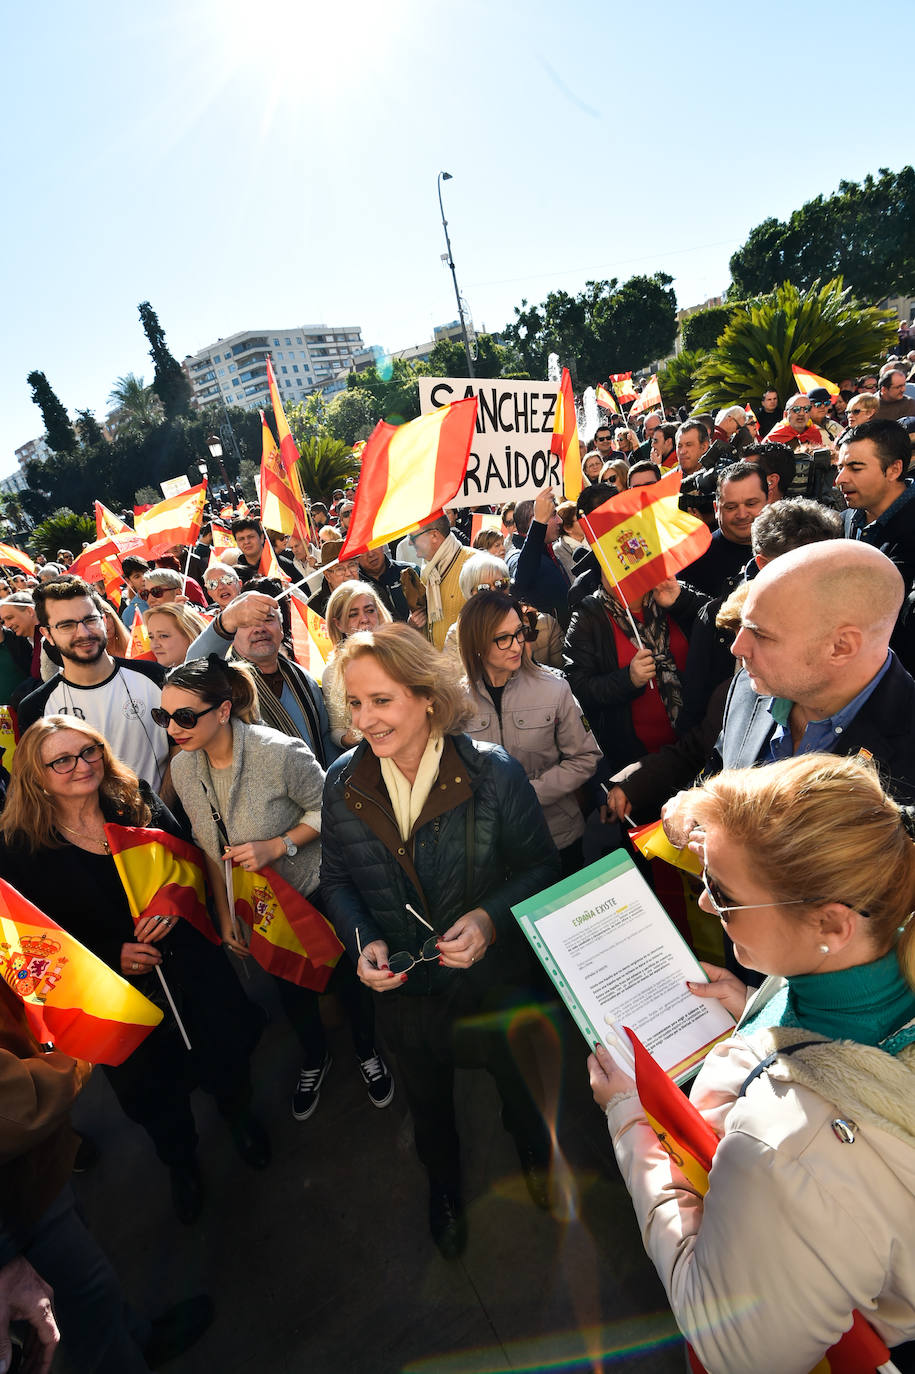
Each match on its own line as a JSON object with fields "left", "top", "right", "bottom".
{"left": 281, "top": 833, "right": 298, "bottom": 858}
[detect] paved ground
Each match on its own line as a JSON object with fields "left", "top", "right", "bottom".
{"left": 68, "top": 965, "right": 686, "bottom": 1374}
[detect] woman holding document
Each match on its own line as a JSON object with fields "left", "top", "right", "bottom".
{"left": 320, "top": 622, "right": 560, "bottom": 1259}
{"left": 588, "top": 753, "right": 915, "bottom": 1373}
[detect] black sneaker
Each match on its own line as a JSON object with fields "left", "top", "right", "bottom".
{"left": 292, "top": 1052, "right": 331, "bottom": 1120}
{"left": 359, "top": 1051, "right": 394, "bottom": 1108}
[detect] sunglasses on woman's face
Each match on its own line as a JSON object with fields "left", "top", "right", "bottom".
{"left": 151, "top": 703, "right": 222, "bottom": 730}
{"left": 146, "top": 586, "right": 172, "bottom": 600}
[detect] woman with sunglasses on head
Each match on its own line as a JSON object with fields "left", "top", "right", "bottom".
{"left": 320, "top": 623, "right": 561, "bottom": 1258}
{"left": 588, "top": 752, "right": 915, "bottom": 1373}
{"left": 0, "top": 717, "right": 268, "bottom": 1225}
{"left": 458, "top": 590, "right": 601, "bottom": 876}
{"left": 322, "top": 581, "right": 393, "bottom": 749}
{"left": 163, "top": 656, "right": 390, "bottom": 1124}
{"left": 443, "top": 553, "right": 564, "bottom": 668}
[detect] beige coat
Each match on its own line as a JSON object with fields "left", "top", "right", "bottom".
{"left": 464, "top": 664, "right": 602, "bottom": 849}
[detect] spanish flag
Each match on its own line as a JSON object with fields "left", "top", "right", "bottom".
{"left": 625, "top": 1026, "right": 897, "bottom": 1374}
{"left": 628, "top": 375, "right": 662, "bottom": 417}
{"left": 551, "top": 367, "right": 582, "bottom": 501}
{"left": 95, "top": 500, "right": 133, "bottom": 541}
{"left": 791, "top": 364, "right": 839, "bottom": 398}
{"left": 134, "top": 482, "right": 207, "bottom": 560}
{"left": 266, "top": 358, "right": 311, "bottom": 540}
{"left": 229, "top": 862, "right": 343, "bottom": 990}
{"left": 0, "top": 543, "right": 36, "bottom": 576}
{"left": 581, "top": 468, "right": 711, "bottom": 605}
{"left": 105, "top": 824, "right": 220, "bottom": 946}
{"left": 595, "top": 384, "right": 621, "bottom": 415}
{"left": 259, "top": 411, "right": 307, "bottom": 538}
{"left": 339, "top": 397, "right": 477, "bottom": 559}
{"left": 70, "top": 536, "right": 132, "bottom": 584}
{"left": 629, "top": 819, "right": 703, "bottom": 876}
{"left": 126, "top": 608, "right": 156, "bottom": 662}
{"left": 0, "top": 878, "right": 162, "bottom": 1066}
{"left": 289, "top": 596, "right": 329, "bottom": 682}
{"left": 206, "top": 522, "right": 236, "bottom": 570}
{"left": 258, "top": 533, "right": 289, "bottom": 583}
{"left": 610, "top": 371, "right": 638, "bottom": 403}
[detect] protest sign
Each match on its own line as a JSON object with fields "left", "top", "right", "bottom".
{"left": 418, "top": 378, "right": 562, "bottom": 508}
{"left": 160, "top": 474, "right": 191, "bottom": 499}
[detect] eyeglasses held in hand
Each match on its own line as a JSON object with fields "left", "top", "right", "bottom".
{"left": 44, "top": 742, "right": 105, "bottom": 774}
{"left": 151, "top": 703, "right": 223, "bottom": 730}
{"left": 387, "top": 903, "right": 443, "bottom": 974}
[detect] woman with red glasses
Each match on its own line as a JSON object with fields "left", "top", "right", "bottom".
{"left": 588, "top": 752, "right": 915, "bottom": 1372}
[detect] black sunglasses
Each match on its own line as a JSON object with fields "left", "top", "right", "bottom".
{"left": 151, "top": 703, "right": 225, "bottom": 730}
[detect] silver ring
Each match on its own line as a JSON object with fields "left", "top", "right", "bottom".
{"left": 132, "top": 961, "right": 139, "bottom": 970}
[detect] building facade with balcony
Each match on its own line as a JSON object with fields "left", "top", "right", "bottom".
{"left": 183, "top": 324, "right": 367, "bottom": 412}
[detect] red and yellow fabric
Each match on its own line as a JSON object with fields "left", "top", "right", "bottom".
{"left": 0, "top": 707, "right": 16, "bottom": 771}
{"left": 125, "top": 608, "right": 156, "bottom": 662}
{"left": 625, "top": 1028, "right": 896, "bottom": 1373}
{"left": 209, "top": 523, "right": 236, "bottom": 562}
{"left": 595, "top": 384, "right": 621, "bottom": 415}
{"left": 266, "top": 358, "right": 310, "bottom": 541}
{"left": 628, "top": 375, "right": 662, "bottom": 417}
{"left": 339, "top": 396, "right": 478, "bottom": 559}
{"left": 99, "top": 556, "right": 124, "bottom": 602}
{"left": 791, "top": 364, "right": 839, "bottom": 398}
{"left": 610, "top": 371, "right": 638, "bottom": 403}
{"left": 259, "top": 411, "right": 307, "bottom": 538}
{"left": 0, "top": 543, "right": 36, "bottom": 576}
{"left": 581, "top": 469, "right": 711, "bottom": 605}
{"left": 550, "top": 367, "right": 582, "bottom": 501}
{"left": 629, "top": 819, "right": 702, "bottom": 876}
{"left": 95, "top": 501, "right": 132, "bottom": 541}
{"left": 105, "top": 824, "right": 220, "bottom": 946}
{"left": 69, "top": 537, "right": 124, "bottom": 583}
{"left": 288, "top": 596, "right": 329, "bottom": 682}
{"left": 470, "top": 512, "right": 503, "bottom": 544}
{"left": 0, "top": 877, "right": 162, "bottom": 1066}
{"left": 258, "top": 534, "right": 289, "bottom": 583}
{"left": 133, "top": 483, "right": 207, "bottom": 560}
{"left": 229, "top": 862, "right": 343, "bottom": 990}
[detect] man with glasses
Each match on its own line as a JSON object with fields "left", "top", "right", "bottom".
{"left": 764, "top": 394, "right": 827, "bottom": 450}
{"left": 18, "top": 579, "right": 167, "bottom": 789}
{"left": 806, "top": 388, "right": 844, "bottom": 445}
{"left": 875, "top": 368, "right": 915, "bottom": 423}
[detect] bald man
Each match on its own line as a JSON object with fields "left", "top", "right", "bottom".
{"left": 665, "top": 541, "right": 915, "bottom": 838}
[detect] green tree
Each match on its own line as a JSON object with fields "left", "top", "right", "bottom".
{"left": 505, "top": 273, "right": 677, "bottom": 383}
{"left": 324, "top": 390, "right": 377, "bottom": 447}
{"left": 138, "top": 301, "right": 192, "bottom": 419}
{"left": 107, "top": 373, "right": 164, "bottom": 432}
{"left": 346, "top": 358, "right": 426, "bottom": 426}
{"left": 294, "top": 437, "right": 361, "bottom": 504}
{"left": 75, "top": 409, "right": 105, "bottom": 447}
{"left": 26, "top": 371, "right": 77, "bottom": 453}
{"left": 30, "top": 509, "right": 95, "bottom": 560}
{"left": 729, "top": 167, "right": 915, "bottom": 301}
{"left": 681, "top": 306, "right": 733, "bottom": 353}
{"left": 284, "top": 392, "right": 329, "bottom": 450}
{"left": 691, "top": 278, "right": 897, "bottom": 412}
{"left": 426, "top": 332, "right": 522, "bottom": 379}
{"left": 657, "top": 349, "right": 708, "bottom": 409}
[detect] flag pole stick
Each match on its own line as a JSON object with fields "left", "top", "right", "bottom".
{"left": 223, "top": 856, "right": 252, "bottom": 981}
{"left": 275, "top": 563, "right": 335, "bottom": 604}
{"left": 581, "top": 512, "right": 659, "bottom": 691}
{"left": 155, "top": 965, "right": 192, "bottom": 1050}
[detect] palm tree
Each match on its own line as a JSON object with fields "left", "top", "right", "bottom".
{"left": 690, "top": 278, "right": 897, "bottom": 411}
{"left": 294, "top": 437, "right": 361, "bottom": 504}
{"left": 107, "top": 374, "right": 164, "bottom": 433}
{"left": 30, "top": 509, "right": 95, "bottom": 560}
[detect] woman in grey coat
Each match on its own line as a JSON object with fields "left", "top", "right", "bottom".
{"left": 162, "top": 655, "right": 393, "bottom": 1122}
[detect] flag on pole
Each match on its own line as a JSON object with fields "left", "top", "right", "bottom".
{"left": 134, "top": 483, "right": 207, "bottom": 560}
{"left": 126, "top": 608, "right": 156, "bottom": 662}
{"left": 551, "top": 368, "right": 582, "bottom": 501}
{"left": 629, "top": 820, "right": 703, "bottom": 876}
{"left": 105, "top": 824, "right": 220, "bottom": 945}
{"left": 0, "top": 543, "right": 36, "bottom": 576}
{"left": 228, "top": 862, "right": 343, "bottom": 989}
{"left": 628, "top": 375, "right": 662, "bottom": 417}
{"left": 624, "top": 1027, "right": 898, "bottom": 1373}
{"left": 99, "top": 556, "right": 124, "bottom": 602}
{"left": 0, "top": 877, "right": 163, "bottom": 1065}
{"left": 288, "top": 596, "right": 330, "bottom": 682}
{"left": 581, "top": 469, "right": 711, "bottom": 605}
{"left": 610, "top": 371, "right": 638, "bottom": 403}
{"left": 266, "top": 357, "right": 302, "bottom": 479}
{"left": 259, "top": 412, "right": 307, "bottom": 538}
{"left": 791, "top": 364, "right": 840, "bottom": 398}
{"left": 69, "top": 537, "right": 127, "bottom": 583}
{"left": 95, "top": 501, "right": 132, "bottom": 541}
{"left": 339, "top": 397, "right": 478, "bottom": 559}
{"left": 596, "top": 384, "right": 621, "bottom": 415}
{"left": 258, "top": 533, "right": 289, "bottom": 583}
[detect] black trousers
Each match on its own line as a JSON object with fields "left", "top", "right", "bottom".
{"left": 375, "top": 978, "right": 550, "bottom": 1193}
{"left": 103, "top": 928, "right": 262, "bottom": 1168}
{"left": 276, "top": 953, "right": 376, "bottom": 1065}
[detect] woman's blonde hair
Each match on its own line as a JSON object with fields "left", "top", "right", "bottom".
{"left": 336, "top": 622, "right": 472, "bottom": 735}
{"left": 144, "top": 601, "right": 208, "bottom": 646}
{"left": 614, "top": 429, "right": 640, "bottom": 454}
{"left": 601, "top": 458, "right": 630, "bottom": 490}
{"left": 0, "top": 716, "right": 150, "bottom": 853}
{"left": 324, "top": 580, "right": 392, "bottom": 649}
{"left": 686, "top": 752, "right": 915, "bottom": 988}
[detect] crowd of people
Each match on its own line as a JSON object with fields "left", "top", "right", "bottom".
{"left": 0, "top": 351, "right": 914, "bottom": 1371}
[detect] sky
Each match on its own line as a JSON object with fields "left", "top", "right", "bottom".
{"left": 3, "top": 0, "right": 913, "bottom": 479}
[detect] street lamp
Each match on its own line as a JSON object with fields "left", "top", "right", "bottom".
{"left": 437, "top": 171, "right": 475, "bottom": 379}
{"left": 205, "top": 435, "right": 231, "bottom": 492}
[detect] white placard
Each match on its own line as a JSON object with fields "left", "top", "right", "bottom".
{"left": 418, "top": 377, "right": 562, "bottom": 508}
{"left": 160, "top": 474, "right": 192, "bottom": 500}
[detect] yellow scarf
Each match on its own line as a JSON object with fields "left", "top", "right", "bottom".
{"left": 379, "top": 732, "right": 443, "bottom": 842}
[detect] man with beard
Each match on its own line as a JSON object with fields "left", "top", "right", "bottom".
{"left": 18, "top": 579, "right": 167, "bottom": 789}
